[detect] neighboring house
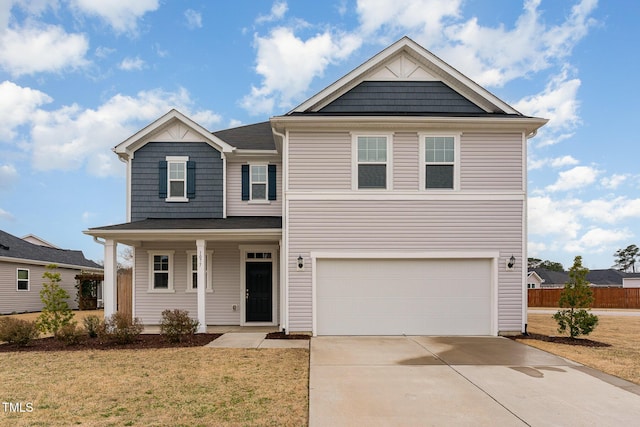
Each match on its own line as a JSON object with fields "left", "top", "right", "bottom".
{"left": 85, "top": 37, "right": 547, "bottom": 336}
{"left": 530, "top": 268, "right": 640, "bottom": 288}
{"left": 0, "top": 230, "right": 103, "bottom": 314}
{"left": 527, "top": 271, "right": 544, "bottom": 289}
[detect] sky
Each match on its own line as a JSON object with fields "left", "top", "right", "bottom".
{"left": 0, "top": 0, "right": 638, "bottom": 270}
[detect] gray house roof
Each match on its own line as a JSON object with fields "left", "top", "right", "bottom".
{"left": 88, "top": 216, "right": 282, "bottom": 231}
{"left": 531, "top": 268, "right": 639, "bottom": 287}
{"left": 212, "top": 122, "right": 275, "bottom": 150}
{"left": 0, "top": 229, "right": 101, "bottom": 269}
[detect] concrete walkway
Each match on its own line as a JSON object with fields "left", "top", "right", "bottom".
{"left": 205, "top": 332, "right": 309, "bottom": 349}
{"left": 309, "top": 336, "right": 640, "bottom": 426}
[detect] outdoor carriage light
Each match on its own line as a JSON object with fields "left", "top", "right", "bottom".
{"left": 507, "top": 255, "right": 516, "bottom": 270}
{"left": 297, "top": 255, "right": 304, "bottom": 271}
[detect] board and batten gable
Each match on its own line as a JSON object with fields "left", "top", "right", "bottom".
{"left": 130, "top": 141, "right": 223, "bottom": 221}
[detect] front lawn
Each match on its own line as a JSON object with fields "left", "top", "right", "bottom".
{"left": 0, "top": 346, "right": 309, "bottom": 426}
{"left": 519, "top": 311, "right": 640, "bottom": 385}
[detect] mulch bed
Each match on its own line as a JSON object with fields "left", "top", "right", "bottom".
{"left": 0, "top": 334, "right": 222, "bottom": 353}
{"left": 265, "top": 332, "right": 311, "bottom": 340}
{"left": 509, "top": 333, "right": 611, "bottom": 347}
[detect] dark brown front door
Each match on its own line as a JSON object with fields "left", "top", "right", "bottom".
{"left": 246, "top": 262, "right": 272, "bottom": 322}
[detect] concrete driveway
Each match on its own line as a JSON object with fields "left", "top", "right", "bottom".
{"left": 309, "top": 336, "right": 640, "bottom": 426}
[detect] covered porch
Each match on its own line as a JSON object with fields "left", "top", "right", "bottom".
{"left": 84, "top": 217, "right": 283, "bottom": 333}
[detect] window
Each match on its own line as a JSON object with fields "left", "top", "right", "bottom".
{"left": 421, "top": 135, "right": 458, "bottom": 190}
{"left": 186, "top": 251, "right": 213, "bottom": 292}
{"left": 160, "top": 156, "right": 195, "bottom": 201}
{"left": 17, "top": 269, "right": 29, "bottom": 291}
{"left": 241, "top": 164, "right": 277, "bottom": 201}
{"left": 354, "top": 135, "right": 391, "bottom": 189}
{"left": 148, "top": 251, "right": 174, "bottom": 292}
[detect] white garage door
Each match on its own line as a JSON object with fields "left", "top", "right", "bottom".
{"left": 316, "top": 258, "right": 492, "bottom": 336}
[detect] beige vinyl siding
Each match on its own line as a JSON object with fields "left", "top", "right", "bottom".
{"left": 133, "top": 242, "right": 252, "bottom": 326}
{"left": 226, "top": 161, "right": 282, "bottom": 216}
{"left": 286, "top": 199, "right": 524, "bottom": 333}
{"left": 288, "top": 132, "right": 352, "bottom": 190}
{"left": 0, "top": 261, "right": 81, "bottom": 314}
{"left": 460, "top": 133, "right": 523, "bottom": 191}
{"left": 393, "top": 132, "right": 420, "bottom": 190}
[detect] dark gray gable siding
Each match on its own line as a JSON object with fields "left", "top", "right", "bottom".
{"left": 131, "top": 142, "right": 223, "bottom": 221}
{"left": 318, "top": 81, "right": 485, "bottom": 114}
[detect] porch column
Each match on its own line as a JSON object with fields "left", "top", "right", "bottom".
{"left": 196, "top": 239, "right": 207, "bottom": 333}
{"left": 103, "top": 239, "right": 118, "bottom": 318}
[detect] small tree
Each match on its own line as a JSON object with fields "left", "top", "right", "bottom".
{"left": 613, "top": 244, "right": 639, "bottom": 273}
{"left": 552, "top": 256, "right": 598, "bottom": 338}
{"left": 37, "top": 264, "right": 76, "bottom": 338}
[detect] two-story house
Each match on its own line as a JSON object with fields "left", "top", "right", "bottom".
{"left": 86, "top": 37, "right": 546, "bottom": 336}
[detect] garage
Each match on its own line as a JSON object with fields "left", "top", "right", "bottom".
{"left": 315, "top": 258, "right": 493, "bottom": 336}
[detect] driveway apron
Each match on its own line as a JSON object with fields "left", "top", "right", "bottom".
{"left": 309, "top": 336, "right": 640, "bottom": 427}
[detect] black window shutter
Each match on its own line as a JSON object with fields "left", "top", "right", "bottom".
{"left": 241, "top": 164, "right": 250, "bottom": 200}
{"left": 158, "top": 161, "right": 167, "bottom": 198}
{"left": 186, "top": 161, "right": 196, "bottom": 198}
{"left": 268, "top": 164, "right": 277, "bottom": 200}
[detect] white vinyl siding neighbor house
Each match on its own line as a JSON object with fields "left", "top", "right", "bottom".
{"left": 86, "top": 37, "right": 546, "bottom": 336}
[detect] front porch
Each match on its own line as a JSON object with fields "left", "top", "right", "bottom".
{"left": 84, "top": 217, "right": 283, "bottom": 333}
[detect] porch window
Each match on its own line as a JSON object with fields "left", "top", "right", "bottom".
{"left": 186, "top": 251, "right": 214, "bottom": 292}
{"left": 17, "top": 268, "right": 29, "bottom": 291}
{"left": 148, "top": 251, "right": 174, "bottom": 292}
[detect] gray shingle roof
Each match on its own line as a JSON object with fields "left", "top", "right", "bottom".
{"left": 0, "top": 229, "right": 101, "bottom": 269}
{"left": 531, "top": 267, "right": 638, "bottom": 287}
{"left": 212, "top": 122, "right": 275, "bottom": 150}
{"left": 88, "top": 216, "right": 282, "bottom": 231}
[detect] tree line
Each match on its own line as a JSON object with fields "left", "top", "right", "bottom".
{"left": 529, "top": 244, "right": 639, "bottom": 273}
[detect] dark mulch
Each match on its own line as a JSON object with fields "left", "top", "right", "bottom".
{"left": 0, "top": 334, "right": 222, "bottom": 353}
{"left": 509, "top": 333, "right": 611, "bottom": 347}
{"left": 265, "top": 332, "right": 311, "bottom": 340}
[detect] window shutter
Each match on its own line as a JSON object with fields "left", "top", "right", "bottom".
{"left": 268, "top": 164, "right": 277, "bottom": 200}
{"left": 241, "top": 164, "right": 250, "bottom": 200}
{"left": 158, "top": 161, "right": 167, "bottom": 198}
{"left": 186, "top": 161, "right": 196, "bottom": 198}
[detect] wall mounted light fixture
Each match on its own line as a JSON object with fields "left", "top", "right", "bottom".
{"left": 506, "top": 255, "right": 516, "bottom": 270}
{"left": 297, "top": 255, "right": 304, "bottom": 271}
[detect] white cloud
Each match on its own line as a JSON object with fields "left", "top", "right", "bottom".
{"left": 256, "top": 1, "right": 288, "bottom": 24}
{"left": 528, "top": 154, "right": 579, "bottom": 171}
{"left": 184, "top": 9, "right": 202, "bottom": 29}
{"left": 69, "top": 0, "right": 159, "bottom": 34}
{"left": 28, "top": 88, "right": 222, "bottom": 176}
{"left": 528, "top": 240, "right": 547, "bottom": 256}
{"left": 581, "top": 197, "right": 640, "bottom": 224}
{"left": 0, "top": 81, "right": 52, "bottom": 139}
{"left": 0, "top": 22, "right": 89, "bottom": 76}
{"left": 0, "top": 164, "right": 18, "bottom": 189}
{"left": 528, "top": 196, "right": 582, "bottom": 239}
{"left": 601, "top": 174, "right": 627, "bottom": 190}
{"left": 119, "top": 56, "right": 145, "bottom": 71}
{"left": 564, "top": 227, "right": 629, "bottom": 253}
{"left": 241, "top": 28, "right": 362, "bottom": 114}
{"left": 545, "top": 166, "right": 599, "bottom": 192}
{"left": 0, "top": 207, "right": 15, "bottom": 221}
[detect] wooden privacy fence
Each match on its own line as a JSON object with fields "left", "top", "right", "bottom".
{"left": 117, "top": 270, "right": 133, "bottom": 321}
{"left": 529, "top": 288, "right": 640, "bottom": 309}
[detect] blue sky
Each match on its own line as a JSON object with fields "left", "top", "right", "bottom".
{"left": 0, "top": 0, "right": 637, "bottom": 270}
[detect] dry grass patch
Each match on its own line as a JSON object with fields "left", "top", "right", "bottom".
{"left": 0, "top": 347, "right": 309, "bottom": 426}
{"left": 519, "top": 312, "right": 640, "bottom": 385}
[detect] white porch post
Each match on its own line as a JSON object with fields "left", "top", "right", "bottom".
{"left": 196, "top": 239, "right": 207, "bottom": 333}
{"left": 103, "top": 239, "right": 118, "bottom": 318}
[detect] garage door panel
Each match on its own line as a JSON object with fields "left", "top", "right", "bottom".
{"left": 316, "top": 258, "right": 492, "bottom": 336}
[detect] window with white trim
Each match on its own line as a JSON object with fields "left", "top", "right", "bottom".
{"left": 148, "top": 251, "right": 174, "bottom": 291}
{"left": 251, "top": 165, "right": 267, "bottom": 200}
{"left": 355, "top": 135, "right": 391, "bottom": 189}
{"left": 17, "top": 268, "right": 29, "bottom": 291}
{"left": 421, "top": 135, "right": 458, "bottom": 190}
{"left": 166, "top": 156, "right": 188, "bottom": 201}
{"left": 186, "top": 251, "right": 213, "bottom": 291}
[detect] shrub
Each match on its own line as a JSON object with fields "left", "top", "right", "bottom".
{"left": 83, "top": 315, "right": 102, "bottom": 338}
{"left": 99, "top": 312, "right": 143, "bottom": 344}
{"left": 56, "top": 322, "right": 84, "bottom": 345}
{"left": 37, "top": 264, "right": 75, "bottom": 337}
{"left": 553, "top": 256, "right": 599, "bottom": 338}
{"left": 0, "top": 318, "right": 40, "bottom": 346}
{"left": 160, "top": 309, "right": 199, "bottom": 343}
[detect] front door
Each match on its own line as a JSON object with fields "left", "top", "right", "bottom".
{"left": 246, "top": 262, "right": 273, "bottom": 322}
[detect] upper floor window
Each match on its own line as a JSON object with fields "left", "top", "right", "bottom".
{"left": 159, "top": 157, "right": 195, "bottom": 202}
{"left": 241, "top": 164, "right": 277, "bottom": 201}
{"left": 353, "top": 135, "right": 392, "bottom": 190}
{"left": 148, "top": 251, "right": 175, "bottom": 292}
{"left": 17, "top": 268, "right": 29, "bottom": 291}
{"left": 420, "top": 134, "right": 459, "bottom": 190}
